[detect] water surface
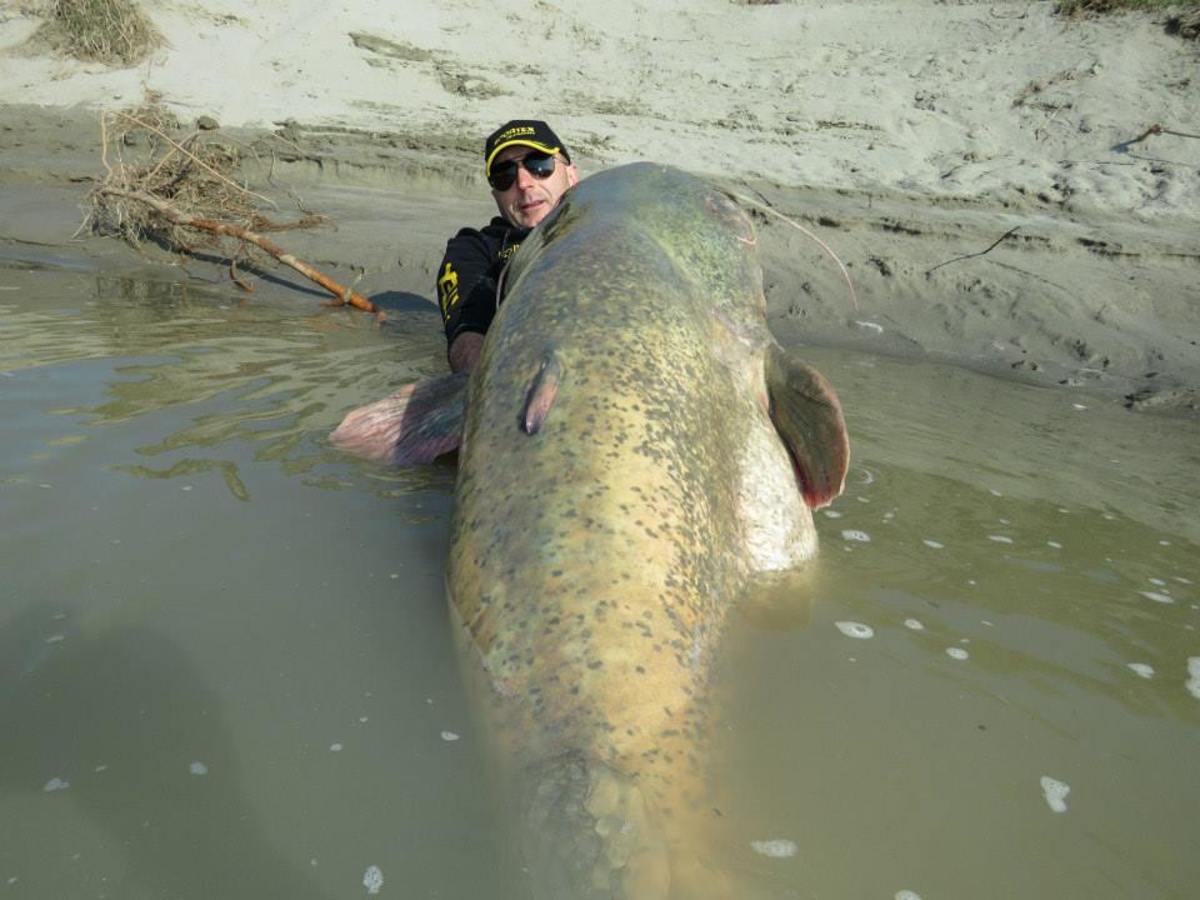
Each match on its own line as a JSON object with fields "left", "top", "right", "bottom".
{"left": 2, "top": 259, "right": 1196, "bottom": 899}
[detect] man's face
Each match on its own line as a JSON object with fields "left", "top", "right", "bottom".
{"left": 490, "top": 146, "right": 579, "bottom": 229}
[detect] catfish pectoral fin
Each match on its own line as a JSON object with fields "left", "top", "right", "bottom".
{"left": 765, "top": 343, "right": 850, "bottom": 509}
{"left": 521, "top": 352, "right": 563, "bottom": 435}
{"left": 330, "top": 371, "right": 468, "bottom": 465}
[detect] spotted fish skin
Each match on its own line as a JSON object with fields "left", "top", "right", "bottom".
{"left": 444, "top": 164, "right": 849, "bottom": 897}
{"left": 332, "top": 162, "right": 848, "bottom": 896}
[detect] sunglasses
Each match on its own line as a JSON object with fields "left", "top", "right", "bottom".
{"left": 488, "top": 151, "right": 557, "bottom": 191}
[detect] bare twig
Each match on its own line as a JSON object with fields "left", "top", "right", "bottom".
{"left": 1113, "top": 123, "right": 1200, "bottom": 154}
{"left": 229, "top": 257, "right": 254, "bottom": 293}
{"left": 926, "top": 226, "right": 1020, "bottom": 277}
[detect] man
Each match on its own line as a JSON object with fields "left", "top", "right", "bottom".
{"left": 436, "top": 120, "right": 580, "bottom": 372}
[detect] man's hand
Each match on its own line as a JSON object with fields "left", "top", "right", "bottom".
{"left": 449, "top": 332, "right": 485, "bottom": 373}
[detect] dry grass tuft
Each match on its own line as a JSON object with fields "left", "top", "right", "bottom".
{"left": 1057, "top": 1, "right": 1200, "bottom": 40}
{"left": 37, "top": 0, "right": 163, "bottom": 66}
{"left": 1058, "top": 0, "right": 1199, "bottom": 15}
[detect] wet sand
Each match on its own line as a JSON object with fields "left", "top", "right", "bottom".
{"left": 1, "top": 1, "right": 1197, "bottom": 416}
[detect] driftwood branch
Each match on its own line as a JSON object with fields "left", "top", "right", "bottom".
{"left": 926, "top": 226, "right": 1020, "bottom": 277}
{"left": 100, "top": 187, "right": 377, "bottom": 313}
{"left": 1112, "top": 123, "right": 1200, "bottom": 154}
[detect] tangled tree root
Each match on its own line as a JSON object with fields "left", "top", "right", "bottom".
{"left": 83, "top": 104, "right": 376, "bottom": 314}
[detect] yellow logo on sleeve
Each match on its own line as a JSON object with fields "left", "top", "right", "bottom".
{"left": 437, "top": 262, "right": 460, "bottom": 322}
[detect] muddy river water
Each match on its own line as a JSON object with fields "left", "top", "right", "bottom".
{"left": 2, "top": 258, "right": 1197, "bottom": 899}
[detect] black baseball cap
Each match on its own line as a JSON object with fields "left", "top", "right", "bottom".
{"left": 484, "top": 120, "right": 571, "bottom": 178}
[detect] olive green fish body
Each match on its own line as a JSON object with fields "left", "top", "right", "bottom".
{"left": 331, "top": 163, "right": 849, "bottom": 897}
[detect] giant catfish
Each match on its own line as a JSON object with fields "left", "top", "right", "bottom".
{"left": 331, "top": 163, "right": 849, "bottom": 898}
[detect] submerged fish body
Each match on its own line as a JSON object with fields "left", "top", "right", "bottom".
{"left": 332, "top": 163, "right": 849, "bottom": 897}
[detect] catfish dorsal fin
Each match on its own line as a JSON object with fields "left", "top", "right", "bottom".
{"left": 765, "top": 343, "right": 850, "bottom": 509}
{"left": 330, "top": 371, "right": 468, "bottom": 465}
{"left": 521, "top": 351, "right": 563, "bottom": 435}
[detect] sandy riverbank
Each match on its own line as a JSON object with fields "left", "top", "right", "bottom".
{"left": 1, "top": 1, "right": 1197, "bottom": 415}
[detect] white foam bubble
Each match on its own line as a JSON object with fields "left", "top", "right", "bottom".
{"left": 903, "top": 618, "right": 925, "bottom": 631}
{"left": 1175, "top": 576, "right": 1193, "bottom": 585}
{"left": 896, "top": 892, "right": 923, "bottom": 900}
{"left": 945, "top": 647, "right": 969, "bottom": 661}
{"left": 42, "top": 777, "right": 70, "bottom": 792}
{"left": 854, "top": 320, "right": 884, "bottom": 334}
{"left": 330, "top": 743, "right": 344, "bottom": 752}
{"left": 1187, "top": 658, "right": 1200, "bottom": 700}
{"left": 1158, "top": 540, "right": 1171, "bottom": 546}
{"left": 1148, "top": 577, "right": 1167, "bottom": 587}
{"left": 822, "top": 509, "right": 843, "bottom": 519}
{"left": 441, "top": 731, "right": 460, "bottom": 742}
{"left": 1071, "top": 403, "right": 1087, "bottom": 410}
{"left": 987, "top": 535, "right": 1013, "bottom": 544}
{"left": 989, "top": 488, "right": 1003, "bottom": 497}
{"left": 841, "top": 530, "right": 871, "bottom": 543}
{"left": 922, "top": 539, "right": 944, "bottom": 549}
{"left": 1140, "top": 591, "right": 1174, "bottom": 605}
{"left": 750, "top": 839, "right": 798, "bottom": 858}
{"left": 1127, "top": 663, "right": 1154, "bottom": 679}
{"left": 363, "top": 864, "right": 384, "bottom": 894}
{"left": 1047, "top": 540, "right": 1063, "bottom": 549}
{"left": 45, "top": 634, "right": 64, "bottom": 644}
{"left": 1040, "top": 776, "right": 1070, "bottom": 813}
{"left": 835, "top": 621, "right": 874, "bottom": 640}
{"left": 189, "top": 761, "right": 208, "bottom": 776}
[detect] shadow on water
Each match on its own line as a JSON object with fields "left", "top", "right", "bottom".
{"left": 0, "top": 604, "right": 333, "bottom": 900}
